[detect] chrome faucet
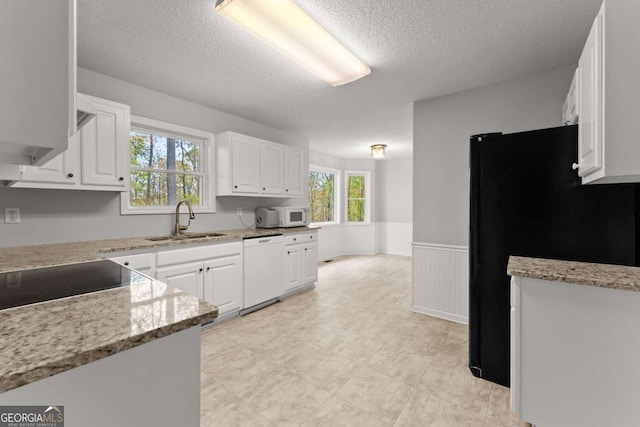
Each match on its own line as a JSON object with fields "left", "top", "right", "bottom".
{"left": 174, "top": 200, "right": 196, "bottom": 236}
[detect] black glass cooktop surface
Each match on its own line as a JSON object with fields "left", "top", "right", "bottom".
{"left": 0, "top": 260, "right": 146, "bottom": 311}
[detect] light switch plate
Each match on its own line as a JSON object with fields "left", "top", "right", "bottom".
{"left": 4, "top": 208, "right": 21, "bottom": 224}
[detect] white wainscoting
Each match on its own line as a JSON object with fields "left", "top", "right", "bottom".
{"left": 412, "top": 242, "right": 469, "bottom": 324}
{"left": 341, "top": 224, "right": 376, "bottom": 256}
{"left": 376, "top": 222, "right": 412, "bottom": 257}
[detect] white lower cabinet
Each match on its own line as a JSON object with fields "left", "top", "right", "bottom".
{"left": 109, "top": 242, "right": 242, "bottom": 320}
{"left": 283, "top": 231, "right": 318, "bottom": 296}
{"left": 155, "top": 242, "right": 243, "bottom": 319}
{"left": 156, "top": 261, "right": 205, "bottom": 300}
{"left": 302, "top": 240, "right": 318, "bottom": 284}
{"left": 203, "top": 254, "right": 243, "bottom": 316}
{"left": 511, "top": 275, "right": 640, "bottom": 426}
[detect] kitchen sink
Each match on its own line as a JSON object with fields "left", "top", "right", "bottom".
{"left": 146, "top": 232, "right": 226, "bottom": 242}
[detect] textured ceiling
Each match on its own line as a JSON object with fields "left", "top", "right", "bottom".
{"left": 77, "top": 0, "right": 601, "bottom": 159}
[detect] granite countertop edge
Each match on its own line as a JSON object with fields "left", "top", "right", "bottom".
{"left": 0, "top": 309, "right": 217, "bottom": 394}
{"left": 507, "top": 256, "right": 640, "bottom": 293}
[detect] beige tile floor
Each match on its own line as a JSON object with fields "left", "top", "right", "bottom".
{"left": 200, "top": 254, "right": 528, "bottom": 426}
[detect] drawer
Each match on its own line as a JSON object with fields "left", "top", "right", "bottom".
{"left": 156, "top": 241, "right": 242, "bottom": 266}
{"left": 284, "top": 234, "right": 304, "bottom": 245}
{"left": 285, "top": 231, "right": 317, "bottom": 245}
{"left": 109, "top": 253, "right": 154, "bottom": 270}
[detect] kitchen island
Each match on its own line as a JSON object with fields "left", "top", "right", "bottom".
{"left": 508, "top": 256, "right": 640, "bottom": 427}
{"left": 0, "top": 271, "right": 217, "bottom": 426}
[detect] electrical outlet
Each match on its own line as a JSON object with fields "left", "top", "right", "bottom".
{"left": 4, "top": 208, "right": 20, "bottom": 224}
{"left": 237, "top": 207, "right": 243, "bottom": 217}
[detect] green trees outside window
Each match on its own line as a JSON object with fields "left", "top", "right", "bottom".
{"left": 309, "top": 170, "right": 335, "bottom": 223}
{"left": 347, "top": 174, "right": 366, "bottom": 222}
{"left": 130, "top": 130, "right": 202, "bottom": 207}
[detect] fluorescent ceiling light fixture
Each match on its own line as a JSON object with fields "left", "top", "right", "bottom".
{"left": 371, "top": 144, "right": 386, "bottom": 159}
{"left": 215, "top": 0, "right": 371, "bottom": 86}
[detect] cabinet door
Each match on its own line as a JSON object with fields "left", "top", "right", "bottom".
{"left": 260, "top": 143, "right": 284, "bottom": 195}
{"left": 284, "top": 243, "right": 303, "bottom": 294}
{"left": 203, "top": 254, "right": 242, "bottom": 316}
{"left": 577, "top": 10, "right": 603, "bottom": 177}
{"left": 283, "top": 147, "right": 303, "bottom": 197}
{"left": 19, "top": 133, "right": 79, "bottom": 185}
{"left": 231, "top": 135, "right": 260, "bottom": 193}
{"left": 155, "top": 262, "right": 204, "bottom": 299}
{"left": 302, "top": 242, "right": 318, "bottom": 284}
{"left": 80, "top": 96, "right": 130, "bottom": 188}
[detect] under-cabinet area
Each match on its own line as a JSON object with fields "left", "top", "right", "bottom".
{"left": 107, "top": 228, "right": 319, "bottom": 322}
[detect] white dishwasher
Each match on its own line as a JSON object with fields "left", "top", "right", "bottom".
{"left": 242, "top": 234, "right": 284, "bottom": 314}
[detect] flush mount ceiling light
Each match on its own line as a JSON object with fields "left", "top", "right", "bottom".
{"left": 371, "top": 144, "right": 387, "bottom": 159}
{"left": 215, "top": 0, "right": 371, "bottom": 86}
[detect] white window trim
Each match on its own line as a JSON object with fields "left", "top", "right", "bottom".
{"left": 309, "top": 164, "right": 340, "bottom": 226}
{"left": 121, "top": 115, "right": 216, "bottom": 215}
{"left": 345, "top": 170, "right": 371, "bottom": 224}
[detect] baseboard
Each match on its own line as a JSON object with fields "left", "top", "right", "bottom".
{"left": 411, "top": 304, "right": 468, "bottom": 325}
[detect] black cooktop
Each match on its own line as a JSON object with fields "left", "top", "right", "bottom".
{"left": 0, "top": 260, "right": 147, "bottom": 311}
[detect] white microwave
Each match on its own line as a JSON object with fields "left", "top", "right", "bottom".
{"left": 274, "top": 206, "right": 309, "bottom": 228}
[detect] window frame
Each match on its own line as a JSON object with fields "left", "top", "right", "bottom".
{"left": 345, "top": 170, "right": 371, "bottom": 224}
{"left": 308, "top": 165, "right": 340, "bottom": 226}
{"left": 121, "top": 115, "right": 216, "bottom": 215}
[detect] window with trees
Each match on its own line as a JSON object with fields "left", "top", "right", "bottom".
{"left": 122, "top": 116, "right": 214, "bottom": 214}
{"left": 308, "top": 167, "right": 338, "bottom": 223}
{"left": 346, "top": 171, "right": 371, "bottom": 223}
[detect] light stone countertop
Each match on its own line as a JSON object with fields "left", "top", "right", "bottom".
{"left": 0, "top": 277, "right": 218, "bottom": 393}
{"left": 507, "top": 256, "right": 640, "bottom": 293}
{"left": 0, "top": 226, "right": 317, "bottom": 273}
{"left": 0, "top": 226, "right": 316, "bottom": 393}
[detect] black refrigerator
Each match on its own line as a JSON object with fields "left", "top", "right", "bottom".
{"left": 468, "top": 124, "right": 639, "bottom": 387}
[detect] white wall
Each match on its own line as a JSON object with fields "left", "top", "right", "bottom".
{"left": 412, "top": 66, "right": 575, "bottom": 323}
{"left": 0, "top": 69, "right": 309, "bottom": 248}
{"left": 376, "top": 157, "right": 413, "bottom": 256}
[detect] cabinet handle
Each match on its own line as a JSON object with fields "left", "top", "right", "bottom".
{"left": 124, "top": 261, "right": 129, "bottom": 266}
{"left": 199, "top": 268, "right": 203, "bottom": 273}
{"left": 262, "top": 187, "right": 266, "bottom": 191}
{"left": 67, "top": 173, "right": 74, "bottom": 178}
{"left": 119, "top": 177, "right": 124, "bottom": 181}
{"left": 234, "top": 185, "right": 238, "bottom": 189}
{"left": 293, "top": 238, "right": 297, "bottom": 242}
{"left": 206, "top": 267, "right": 210, "bottom": 272}
{"left": 285, "top": 189, "right": 289, "bottom": 192}
{"left": 305, "top": 248, "right": 308, "bottom": 251}
{"left": 287, "top": 251, "right": 291, "bottom": 254}
{"left": 571, "top": 163, "right": 580, "bottom": 171}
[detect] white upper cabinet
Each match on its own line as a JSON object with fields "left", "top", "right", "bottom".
{"left": 19, "top": 135, "right": 78, "bottom": 185}
{"left": 229, "top": 133, "right": 261, "bottom": 194}
{"left": 283, "top": 147, "right": 304, "bottom": 197}
{"left": 80, "top": 95, "right": 129, "bottom": 188}
{"left": 216, "top": 131, "right": 304, "bottom": 197}
{"left": 575, "top": 0, "right": 640, "bottom": 184}
{"left": 260, "top": 142, "right": 284, "bottom": 195}
{"left": 0, "top": 0, "right": 84, "bottom": 166}
{"left": 14, "top": 94, "right": 130, "bottom": 192}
